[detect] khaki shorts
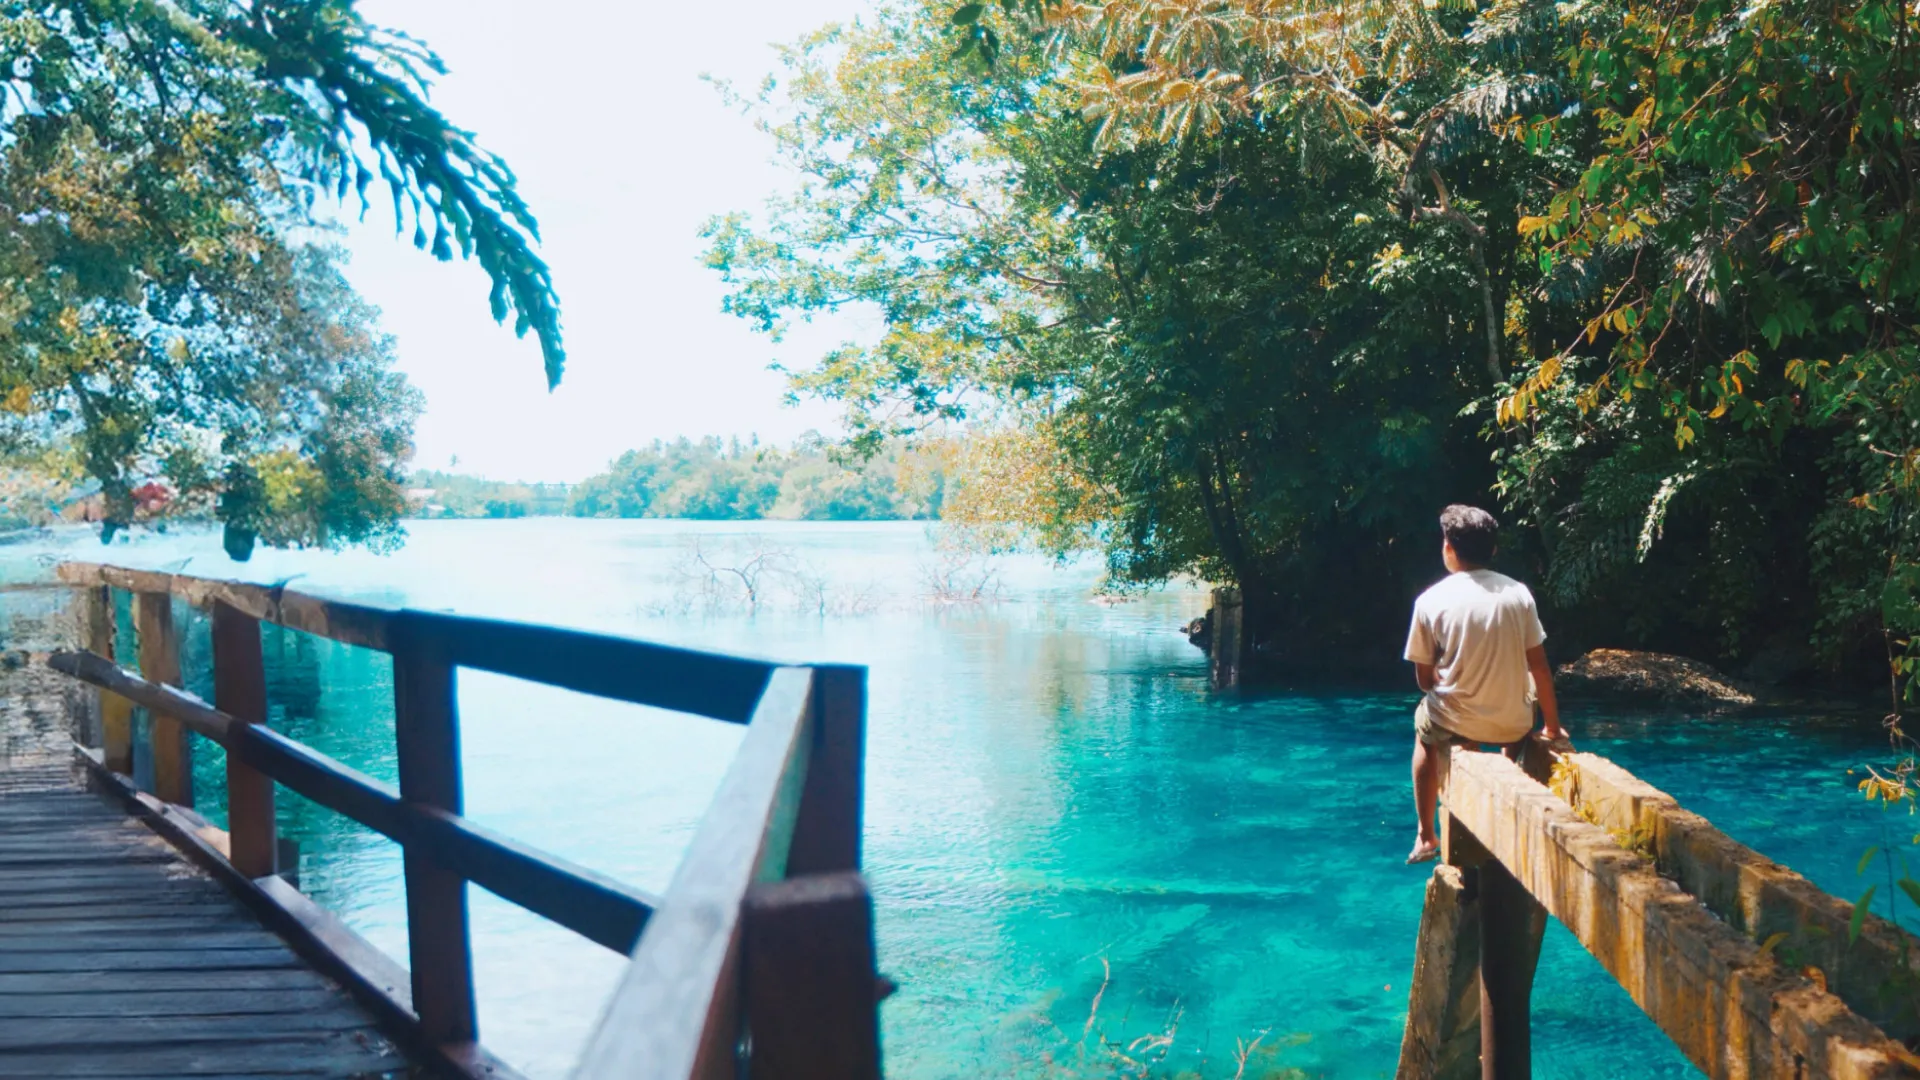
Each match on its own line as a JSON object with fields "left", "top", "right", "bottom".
{"left": 1415, "top": 697, "right": 1534, "bottom": 749}
{"left": 1414, "top": 698, "right": 1464, "bottom": 746}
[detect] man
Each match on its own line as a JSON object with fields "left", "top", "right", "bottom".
{"left": 1403, "top": 505, "right": 1565, "bottom": 864}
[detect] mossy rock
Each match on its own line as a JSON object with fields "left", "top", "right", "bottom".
{"left": 1556, "top": 648, "right": 1758, "bottom": 708}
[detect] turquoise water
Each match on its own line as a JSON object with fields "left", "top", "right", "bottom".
{"left": 0, "top": 520, "right": 1904, "bottom": 1079}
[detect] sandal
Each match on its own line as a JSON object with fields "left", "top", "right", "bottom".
{"left": 1406, "top": 841, "right": 1440, "bottom": 865}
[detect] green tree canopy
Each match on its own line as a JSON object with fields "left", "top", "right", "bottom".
{"left": 0, "top": 1, "right": 563, "bottom": 555}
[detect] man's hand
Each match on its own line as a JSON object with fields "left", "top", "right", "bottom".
{"left": 1414, "top": 661, "right": 1437, "bottom": 693}
{"left": 1526, "top": 644, "right": 1568, "bottom": 744}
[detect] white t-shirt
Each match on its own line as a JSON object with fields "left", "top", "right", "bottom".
{"left": 1403, "top": 569, "right": 1546, "bottom": 744}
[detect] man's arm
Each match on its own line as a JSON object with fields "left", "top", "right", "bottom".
{"left": 1526, "top": 644, "right": 1566, "bottom": 741}
{"left": 1414, "top": 662, "right": 1437, "bottom": 692}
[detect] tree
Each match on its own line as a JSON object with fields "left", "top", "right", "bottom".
{"left": 0, "top": 1, "right": 564, "bottom": 554}
{"left": 706, "top": 1, "right": 1510, "bottom": 661}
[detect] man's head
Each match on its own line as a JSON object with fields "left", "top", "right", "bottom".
{"left": 1439, "top": 504, "right": 1498, "bottom": 571}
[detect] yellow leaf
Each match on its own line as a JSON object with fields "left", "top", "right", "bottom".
{"left": 1518, "top": 215, "right": 1549, "bottom": 237}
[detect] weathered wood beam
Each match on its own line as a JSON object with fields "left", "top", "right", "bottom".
{"left": 392, "top": 610, "right": 777, "bottom": 724}
{"left": 213, "top": 603, "right": 276, "bottom": 880}
{"left": 572, "top": 667, "right": 817, "bottom": 1080}
{"left": 57, "top": 563, "right": 393, "bottom": 652}
{"left": 134, "top": 590, "right": 191, "bottom": 807}
{"left": 82, "top": 586, "right": 132, "bottom": 773}
{"left": 742, "top": 871, "right": 883, "bottom": 1079}
{"left": 1397, "top": 864, "right": 1484, "bottom": 1080}
{"left": 1555, "top": 752, "right": 1920, "bottom": 1042}
{"left": 45, "top": 650, "right": 660, "bottom": 955}
{"left": 1447, "top": 750, "right": 1920, "bottom": 1080}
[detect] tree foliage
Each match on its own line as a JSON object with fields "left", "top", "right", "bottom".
{"left": 715, "top": 0, "right": 1920, "bottom": 684}
{"left": 0, "top": 1, "right": 561, "bottom": 556}
{"left": 566, "top": 435, "right": 947, "bottom": 522}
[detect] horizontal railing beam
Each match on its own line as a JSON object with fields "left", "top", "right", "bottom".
{"left": 1553, "top": 751, "right": 1920, "bottom": 1041}
{"left": 44, "top": 650, "right": 659, "bottom": 955}
{"left": 56, "top": 563, "right": 782, "bottom": 722}
{"left": 573, "top": 666, "right": 817, "bottom": 1080}
{"left": 1447, "top": 749, "right": 1919, "bottom": 1080}
{"left": 390, "top": 611, "right": 777, "bottom": 724}
{"left": 57, "top": 563, "right": 393, "bottom": 651}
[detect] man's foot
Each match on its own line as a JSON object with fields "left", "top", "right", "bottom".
{"left": 1406, "top": 840, "right": 1440, "bottom": 865}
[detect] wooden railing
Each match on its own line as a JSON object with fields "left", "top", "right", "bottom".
{"left": 1397, "top": 738, "right": 1920, "bottom": 1080}
{"left": 45, "top": 562, "right": 881, "bottom": 1080}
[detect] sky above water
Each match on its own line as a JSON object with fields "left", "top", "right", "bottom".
{"left": 338, "top": 1, "right": 876, "bottom": 483}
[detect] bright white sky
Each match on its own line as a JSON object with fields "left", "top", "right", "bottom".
{"left": 340, "top": 0, "right": 875, "bottom": 483}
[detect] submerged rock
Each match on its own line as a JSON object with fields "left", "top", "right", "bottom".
{"left": 1556, "top": 648, "right": 1758, "bottom": 708}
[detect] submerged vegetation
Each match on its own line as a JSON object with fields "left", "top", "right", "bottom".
{"left": 709, "top": 0, "right": 1920, "bottom": 693}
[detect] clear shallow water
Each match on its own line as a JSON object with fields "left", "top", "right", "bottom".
{"left": 0, "top": 520, "right": 1904, "bottom": 1079}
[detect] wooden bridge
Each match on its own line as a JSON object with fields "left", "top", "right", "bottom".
{"left": 0, "top": 561, "right": 883, "bottom": 1078}
{"left": 1398, "top": 737, "right": 1920, "bottom": 1079}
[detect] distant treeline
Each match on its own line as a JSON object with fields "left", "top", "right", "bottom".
{"left": 410, "top": 435, "right": 947, "bottom": 521}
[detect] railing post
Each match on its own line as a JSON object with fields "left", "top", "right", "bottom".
{"left": 213, "top": 601, "right": 276, "bottom": 879}
{"left": 392, "top": 630, "right": 478, "bottom": 1048}
{"left": 1478, "top": 860, "right": 1534, "bottom": 1080}
{"left": 743, "top": 872, "right": 882, "bottom": 1080}
{"left": 786, "top": 665, "right": 866, "bottom": 876}
{"left": 89, "top": 586, "right": 135, "bottom": 773}
{"left": 134, "top": 589, "right": 191, "bottom": 806}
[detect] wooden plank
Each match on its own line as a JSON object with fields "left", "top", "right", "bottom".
{"left": 0, "top": 929, "right": 285, "bottom": 952}
{"left": 135, "top": 589, "right": 192, "bottom": 807}
{"left": 392, "top": 644, "right": 478, "bottom": 1047}
{"left": 76, "top": 584, "right": 106, "bottom": 748}
{"left": 411, "top": 804, "right": 659, "bottom": 955}
{"left": 1554, "top": 751, "right": 1920, "bottom": 1042}
{"left": 64, "top": 758, "right": 522, "bottom": 1080}
{"left": 394, "top": 608, "right": 776, "bottom": 723}
{"left": 0, "top": 948, "right": 301, "bottom": 973}
{"left": 1478, "top": 859, "right": 1532, "bottom": 1080}
{"left": 0, "top": 968, "right": 334, "bottom": 994}
{"left": 58, "top": 562, "right": 393, "bottom": 651}
{"left": 0, "top": 1042, "right": 405, "bottom": 1078}
{"left": 213, "top": 601, "right": 276, "bottom": 878}
{"left": 251, "top": 878, "right": 531, "bottom": 1080}
{"left": 0, "top": 903, "right": 246, "bottom": 923}
{"left": 0, "top": 867, "right": 229, "bottom": 891}
{"left": 51, "top": 651, "right": 658, "bottom": 951}
{"left": 1447, "top": 751, "right": 1920, "bottom": 1080}
{"left": 574, "top": 667, "right": 817, "bottom": 1080}
{"left": 0, "top": 987, "right": 343, "bottom": 1018}
{"left": 89, "top": 586, "right": 134, "bottom": 773}
{"left": 0, "top": 1014, "right": 385, "bottom": 1050}
{"left": 787, "top": 665, "right": 866, "bottom": 876}
{"left": 741, "top": 871, "right": 882, "bottom": 1080}
{"left": 0, "top": 915, "right": 253, "bottom": 936}
{"left": 1395, "top": 864, "right": 1483, "bottom": 1080}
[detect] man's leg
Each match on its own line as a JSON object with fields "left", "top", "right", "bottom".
{"left": 1412, "top": 734, "right": 1442, "bottom": 851}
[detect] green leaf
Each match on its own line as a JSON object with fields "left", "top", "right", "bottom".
{"left": 952, "top": 3, "right": 985, "bottom": 23}
{"left": 1852, "top": 885, "right": 1877, "bottom": 945}
{"left": 1899, "top": 878, "right": 1920, "bottom": 911}
{"left": 1859, "top": 845, "right": 1881, "bottom": 875}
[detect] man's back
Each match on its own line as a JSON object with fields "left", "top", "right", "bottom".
{"left": 1404, "top": 569, "right": 1545, "bottom": 744}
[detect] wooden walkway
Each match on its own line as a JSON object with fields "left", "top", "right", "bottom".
{"left": 0, "top": 662, "right": 413, "bottom": 1079}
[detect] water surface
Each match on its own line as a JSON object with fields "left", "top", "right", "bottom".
{"left": 0, "top": 520, "right": 1902, "bottom": 1079}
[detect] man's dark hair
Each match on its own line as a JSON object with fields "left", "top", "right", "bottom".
{"left": 1440, "top": 504, "right": 1498, "bottom": 566}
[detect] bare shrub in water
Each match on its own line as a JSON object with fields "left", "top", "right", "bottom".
{"left": 1025, "top": 960, "right": 1309, "bottom": 1079}
{"left": 652, "top": 535, "right": 887, "bottom": 617}
{"left": 919, "top": 545, "right": 1003, "bottom": 605}
{"left": 681, "top": 536, "right": 793, "bottom": 614}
